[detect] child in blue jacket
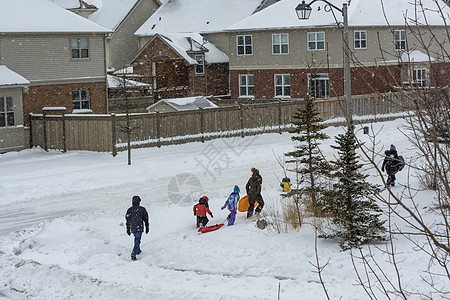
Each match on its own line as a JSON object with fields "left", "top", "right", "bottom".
{"left": 221, "top": 185, "right": 240, "bottom": 226}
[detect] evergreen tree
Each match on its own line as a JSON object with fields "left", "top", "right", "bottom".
{"left": 285, "top": 94, "right": 330, "bottom": 211}
{"left": 319, "top": 125, "right": 386, "bottom": 250}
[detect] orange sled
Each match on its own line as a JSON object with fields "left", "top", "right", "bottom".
{"left": 237, "top": 195, "right": 257, "bottom": 212}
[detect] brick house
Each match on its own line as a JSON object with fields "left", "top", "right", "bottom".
{"left": 131, "top": 33, "right": 229, "bottom": 99}
{"left": 208, "top": 0, "right": 450, "bottom": 100}
{"left": 0, "top": 0, "right": 112, "bottom": 127}
{"left": 132, "top": 0, "right": 275, "bottom": 98}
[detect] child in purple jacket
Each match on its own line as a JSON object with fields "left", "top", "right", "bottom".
{"left": 221, "top": 185, "right": 240, "bottom": 226}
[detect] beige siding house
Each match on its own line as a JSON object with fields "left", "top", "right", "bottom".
{"left": 0, "top": 66, "right": 30, "bottom": 153}
{"left": 50, "top": 0, "right": 162, "bottom": 71}
{"left": 219, "top": 0, "right": 450, "bottom": 100}
{"left": 0, "top": 0, "right": 112, "bottom": 128}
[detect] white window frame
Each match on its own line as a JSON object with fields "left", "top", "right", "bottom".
{"left": 274, "top": 74, "right": 291, "bottom": 97}
{"left": 394, "top": 30, "right": 406, "bottom": 50}
{"left": 239, "top": 74, "right": 254, "bottom": 97}
{"left": 272, "top": 33, "right": 289, "bottom": 55}
{"left": 237, "top": 35, "right": 253, "bottom": 56}
{"left": 413, "top": 68, "right": 427, "bottom": 87}
{"left": 72, "top": 89, "right": 90, "bottom": 110}
{"left": 195, "top": 54, "right": 205, "bottom": 75}
{"left": 307, "top": 32, "right": 325, "bottom": 51}
{"left": 0, "top": 96, "right": 14, "bottom": 128}
{"left": 308, "top": 73, "right": 330, "bottom": 99}
{"left": 354, "top": 30, "right": 367, "bottom": 49}
{"left": 71, "top": 37, "right": 89, "bottom": 59}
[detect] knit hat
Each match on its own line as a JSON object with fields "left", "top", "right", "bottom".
{"left": 233, "top": 185, "right": 240, "bottom": 194}
{"left": 132, "top": 195, "right": 141, "bottom": 206}
{"left": 390, "top": 144, "right": 396, "bottom": 151}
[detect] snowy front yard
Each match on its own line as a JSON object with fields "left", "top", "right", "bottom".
{"left": 0, "top": 119, "right": 445, "bottom": 299}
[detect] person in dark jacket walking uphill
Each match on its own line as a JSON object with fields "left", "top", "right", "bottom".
{"left": 246, "top": 168, "right": 264, "bottom": 218}
{"left": 381, "top": 144, "right": 404, "bottom": 188}
{"left": 125, "top": 195, "right": 149, "bottom": 261}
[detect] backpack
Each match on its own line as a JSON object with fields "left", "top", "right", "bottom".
{"left": 396, "top": 156, "right": 405, "bottom": 172}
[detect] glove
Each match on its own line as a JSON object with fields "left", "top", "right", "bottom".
{"left": 194, "top": 211, "right": 197, "bottom": 216}
{"left": 126, "top": 229, "right": 131, "bottom": 236}
{"left": 221, "top": 206, "right": 225, "bottom": 210}
{"left": 145, "top": 227, "right": 149, "bottom": 234}
{"left": 210, "top": 213, "right": 214, "bottom": 218}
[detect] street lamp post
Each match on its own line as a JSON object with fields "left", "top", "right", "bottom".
{"left": 296, "top": 0, "right": 353, "bottom": 129}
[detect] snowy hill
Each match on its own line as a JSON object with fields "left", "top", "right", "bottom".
{"left": 0, "top": 119, "right": 446, "bottom": 299}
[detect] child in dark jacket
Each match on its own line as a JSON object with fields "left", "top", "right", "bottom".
{"left": 193, "top": 196, "right": 213, "bottom": 228}
{"left": 221, "top": 185, "right": 240, "bottom": 226}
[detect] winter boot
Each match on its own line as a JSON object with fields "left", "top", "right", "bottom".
{"left": 131, "top": 253, "right": 137, "bottom": 261}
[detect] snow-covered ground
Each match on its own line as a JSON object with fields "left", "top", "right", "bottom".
{"left": 0, "top": 119, "right": 443, "bottom": 299}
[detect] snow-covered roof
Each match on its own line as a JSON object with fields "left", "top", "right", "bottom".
{"left": 157, "top": 33, "right": 229, "bottom": 64}
{"left": 226, "top": 0, "right": 450, "bottom": 31}
{"left": 0, "top": 0, "right": 112, "bottom": 33}
{"left": 0, "top": 66, "right": 30, "bottom": 87}
{"left": 88, "top": 0, "right": 140, "bottom": 30}
{"left": 107, "top": 75, "right": 150, "bottom": 88}
{"left": 135, "top": 0, "right": 266, "bottom": 35}
{"left": 147, "top": 96, "right": 218, "bottom": 111}
{"left": 401, "top": 50, "right": 435, "bottom": 63}
{"left": 48, "top": 0, "right": 102, "bottom": 9}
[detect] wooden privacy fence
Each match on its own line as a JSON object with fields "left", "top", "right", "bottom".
{"left": 29, "top": 93, "right": 405, "bottom": 155}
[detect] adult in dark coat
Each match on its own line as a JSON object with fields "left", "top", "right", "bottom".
{"left": 125, "top": 195, "right": 149, "bottom": 261}
{"left": 246, "top": 168, "right": 264, "bottom": 218}
{"left": 381, "top": 144, "right": 403, "bottom": 187}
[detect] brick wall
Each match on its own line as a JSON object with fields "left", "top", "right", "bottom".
{"left": 230, "top": 65, "right": 401, "bottom": 100}
{"left": 133, "top": 36, "right": 230, "bottom": 98}
{"left": 23, "top": 81, "right": 107, "bottom": 125}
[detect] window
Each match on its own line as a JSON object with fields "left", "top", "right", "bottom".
{"left": 71, "top": 37, "right": 89, "bottom": 59}
{"left": 307, "top": 32, "right": 325, "bottom": 50}
{"left": 274, "top": 74, "right": 290, "bottom": 97}
{"left": 72, "top": 89, "right": 90, "bottom": 110}
{"left": 394, "top": 30, "right": 406, "bottom": 50}
{"left": 413, "top": 68, "right": 427, "bottom": 87}
{"left": 195, "top": 54, "right": 205, "bottom": 74}
{"left": 237, "top": 35, "right": 253, "bottom": 55}
{"left": 0, "top": 96, "right": 14, "bottom": 127}
{"left": 239, "top": 74, "right": 254, "bottom": 97}
{"left": 354, "top": 30, "right": 367, "bottom": 49}
{"left": 308, "top": 74, "right": 329, "bottom": 99}
{"left": 272, "top": 33, "right": 289, "bottom": 54}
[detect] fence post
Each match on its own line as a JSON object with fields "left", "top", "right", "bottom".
{"left": 28, "top": 113, "right": 33, "bottom": 149}
{"left": 239, "top": 104, "right": 244, "bottom": 138}
{"left": 199, "top": 107, "right": 204, "bottom": 143}
{"left": 42, "top": 109, "right": 48, "bottom": 152}
{"left": 62, "top": 109, "right": 67, "bottom": 153}
{"left": 156, "top": 111, "right": 161, "bottom": 148}
{"left": 278, "top": 100, "right": 283, "bottom": 134}
{"left": 111, "top": 113, "right": 117, "bottom": 157}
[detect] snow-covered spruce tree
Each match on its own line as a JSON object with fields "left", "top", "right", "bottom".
{"left": 285, "top": 93, "right": 330, "bottom": 220}
{"left": 318, "top": 125, "right": 386, "bottom": 250}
